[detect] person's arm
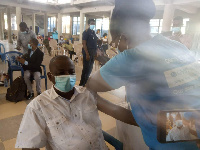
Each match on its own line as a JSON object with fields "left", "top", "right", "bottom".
{"left": 82, "top": 30, "right": 90, "bottom": 61}
{"left": 16, "top": 32, "right": 21, "bottom": 50}
{"left": 96, "top": 94, "right": 138, "bottom": 126}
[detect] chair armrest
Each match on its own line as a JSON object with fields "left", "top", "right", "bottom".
{"left": 40, "top": 64, "right": 47, "bottom": 76}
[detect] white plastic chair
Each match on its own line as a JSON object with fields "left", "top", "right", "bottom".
{"left": 49, "top": 39, "right": 64, "bottom": 56}
{"left": 74, "top": 42, "right": 83, "bottom": 66}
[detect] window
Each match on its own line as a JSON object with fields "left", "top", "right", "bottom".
{"left": 4, "top": 14, "right": 7, "bottom": 30}
{"left": 150, "top": 18, "right": 190, "bottom": 34}
{"left": 62, "top": 16, "right": 70, "bottom": 33}
{"left": 72, "top": 17, "right": 86, "bottom": 35}
{"left": 11, "top": 14, "right": 17, "bottom": 30}
{"left": 48, "top": 17, "right": 56, "bottom": 32}
{"left": 95, "top": 18, "right": 110, "bottom": 37}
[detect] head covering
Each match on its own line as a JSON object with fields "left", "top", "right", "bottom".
{"left": 114, "top": 0, "right": 156, "bottom": 20}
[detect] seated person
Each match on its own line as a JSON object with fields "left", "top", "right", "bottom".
{"left": 62, "top": 39, "right": 76, "bottom": 60}
{"left": 58, "top": 36, "right": 65, "bottom": 45}
{"left": 96, "top": 39, "right": 110, "bottom": 66}
{"left": 43, "top": 36, "right": 51, "bottom": 55}
{"left": 17, "top": 38, "right": 44, "bottom": 100}
{"left": 102, "top": 33, "right": 108, "bottom": 53}
{"left": 15, "top": 55, "right": 137, "bottom": 150}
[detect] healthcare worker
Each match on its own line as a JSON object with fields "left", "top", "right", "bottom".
{"left": 86, "top": 0, "right": 200, "bottom": 149}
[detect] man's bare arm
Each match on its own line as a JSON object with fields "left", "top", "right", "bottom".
{"left": 96, "top": 94, "right": 139, "bottom": 126}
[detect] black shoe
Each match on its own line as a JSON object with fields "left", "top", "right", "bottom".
{"left": 26, "top": 93, "right": 34, "bottom": 100}
{"left": 37, "top": 92, "right": 41, "bottom": 96}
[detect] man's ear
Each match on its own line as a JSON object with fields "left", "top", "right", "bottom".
{"left": 47, "top": 72, "right": 55, "bottom": 84}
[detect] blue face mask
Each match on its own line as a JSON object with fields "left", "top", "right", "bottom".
{"left": 28, "top": 44, "right": 32, "bottom": 50}
{"left": 172, "top": 27, "right": 181, "bottom": 33}
{"left": 21, "top": 31, "right": 26, "bottom": 34}
{"left": 54, "top": 75, "right": 76, "bottom": 92}
{"left": 90, "top": 25, "right": 95, "bottom": 30}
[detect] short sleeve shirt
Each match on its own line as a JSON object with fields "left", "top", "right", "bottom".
{"left": 100, "top": 35, "right": 200, "bottom": 150}
{"left": 15, "top": 86, "right": 107, "bottom": 150}
{"left": 82, "top": 29, "right": 98, "bottom": 55}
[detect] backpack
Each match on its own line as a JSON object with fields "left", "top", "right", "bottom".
{"left": 6, "top": 76, "right": 27, "bottom": 103}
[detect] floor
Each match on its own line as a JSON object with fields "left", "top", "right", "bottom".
{"left": 0, "top": 40, "right": 126, "bottom": 150}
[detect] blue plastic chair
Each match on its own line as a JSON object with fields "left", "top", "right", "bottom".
{"left": 3, "top": 51, "right": 24, "bottom": 85}
{"left": 40, "top": 64, "right": 47, "bottom": 90}
{"left": 103, "top": 131, "right": 123, "bottom": 150}
{"left": 0, "top": 43, "right": 6, "bottom": 62}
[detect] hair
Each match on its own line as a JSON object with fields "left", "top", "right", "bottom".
{"left": 103, "top": 33, "right": 107, "bottom": 37}
{"left": 30, "top": 38, "right": 39, "bottom": 46}
{"left": 110, "top": 0, "right": 156, "bottom": 35}
{"left": 96, "top": 29, "right": 100, "bottom": 34}
{"left": 88, "top": 19, "right": 95, "bottom": 25}
{"left": 19, "top": 22, "right": 27, "bottom": 28}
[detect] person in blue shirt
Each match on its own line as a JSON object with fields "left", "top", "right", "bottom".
{"left": 86, "top": 0, "right": 200, "bottom": 149}
{"left": 79, "top": 19, "right": 98, "bottom": 86}
{"left": 52, "top": 28, "right": 58, "bottom": 43}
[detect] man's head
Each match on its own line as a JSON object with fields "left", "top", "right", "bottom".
{"left": 103, "top": 33, "right": 107, "bottom": 38}
{"left": 110, "top": 0, "right": 155, "bottom": 52}
{"left": 60, "top": 36, "right": 64, "bottom": 40}
{"left": 29, "top": 38, "right": 39, "bottom": 51}
{"left": 172, "top": 16, "right": 183, "bottom": 34}
{"left": 53, "top": 28, "right": 56, "bottom": 32}
{"left": 48, "top": 56, "right": 76, "bottom": 92}
{"left": 88, "top": 19, "right": 95, "bottom": 30}
{"left": 19, "top": 22, "right": 28, "bottom": 32}
{"left": 176, "top": 120, "right": 183, "bottom": 129}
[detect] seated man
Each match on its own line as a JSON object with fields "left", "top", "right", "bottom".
{"left": 17, "top": 38, "right": 44, "bottom": 100}
{"left": 15, "top": 55, "right": 137, "bottom": 150}
{"left": 62, "top": 40, "right": 76, "bottom": 60}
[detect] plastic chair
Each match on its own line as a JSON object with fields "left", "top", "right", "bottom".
{"left": 49, "top": 39, "right": 64, "bottom": 56}
{"left": 40, "top": 64, "right": 47, "bottom": 90}
{"left": 3, "top": 51, "right": 24, "bottom": 85}
{"left": 102, "top": 131, "right": 123, "bottom": 150}
{"left": 0, "top": 43, "right": 6, "bottom": 62}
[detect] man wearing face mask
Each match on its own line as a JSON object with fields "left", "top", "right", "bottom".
{"left": 166, "top": 120, "right": 191, "bottom": 142}
{"left": 15, "top": 55, "right": 110, "bottom": 150}
{"left": 170, "top": 16, "right": 192, "bottom": 49}
{"left": 16, "top": 22, "right": 36, "bottom": 54}
{"left": 17, "top": 38, "right": 44, "bottom": 100}
{"left": 79, "top": 19, "right": 98, "bottom": 87}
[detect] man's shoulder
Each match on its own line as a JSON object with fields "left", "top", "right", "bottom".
{"left": 28, "top": 89, "right": 52, "bottom": 110}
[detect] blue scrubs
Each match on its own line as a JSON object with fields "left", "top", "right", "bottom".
{"left": 100, "top": 35, "right": 200, "bottom": 150}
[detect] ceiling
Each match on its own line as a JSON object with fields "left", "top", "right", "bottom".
{"left": 0, "top": 0, "right": 199, "bottom": 18}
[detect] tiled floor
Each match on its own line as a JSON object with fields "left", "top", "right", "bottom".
{"left": 0, "top": 40, "right": 125, "bottom": 150}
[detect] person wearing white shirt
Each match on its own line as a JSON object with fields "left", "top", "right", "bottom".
{"left": 16, "top": 55, "right": 136, "bottom": 150}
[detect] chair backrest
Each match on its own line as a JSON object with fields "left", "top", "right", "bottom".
{"left": 49, "top": 39, "right": 58, "bottom": 49}
{"left": 74, "top": 43, "right": 83, "bottom": 54}
{"left": 4, "top": 51, "right": 23, "bottom": 67}
{"left": 106, "top": 49, "right": 117, "bottom": 58}
{"left": 0, "top": 43, "right": 5, "bottom": 54}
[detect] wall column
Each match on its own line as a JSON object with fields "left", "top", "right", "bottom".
{"left": 44, "top": 12, "right": 48, "bottom": 36}
{"left": 7, "top": 7, "right": 12, "bottom": 43}
{"left": 16, "top": 7, "right": 21, "bottom": 32}
{"left": 32, "top": 13, "right": 35, "bottom": 33}
{"left": 79, "top": 12, "right": 85, "bottom": 42}
{"left": 0, "top": 11, "right": 4, "bottom": 40}
{"left": 162, "top": 4, "right": 175, "bottom": 32}
{"left": 57, "top": 13, "right": 62, "bottom": 39}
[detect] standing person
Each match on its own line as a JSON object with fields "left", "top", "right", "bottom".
{"left": 16, "top": 22, "right": 36, "bottom": 54}
{"left": 17, "top": 38, "right": 44, "bottom": 100}
{"left": 52, "top": 28, "right": 58, "bottom": 43}
{"left": 79, "top": 19, "right": 98, "bottom": 87}
{"left": 86, "top": 0, "right": 200, "bottom": 149}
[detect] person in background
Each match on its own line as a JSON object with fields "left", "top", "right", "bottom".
{"left": 62, "top": 39, "right": 76, "bottom": 60}
{"left": 170, "top": 16, "right": 192, "bottom": 49}
{"left": 17, "top": 38, "right": 44, "bottom": 100}
{"left": 52, "top": 28, "right": 58, "bottom": 43}
{"left": 58, "top": 36, "right": 65, "bottom": 45}
{"left": 86, "top": 0, "right": 200, "bottom": 149}
{"left": 79, "top": 19, "right": 98, "bottom": 87}
{"left": 96, "top": 29, "right": 101, "bottom": 39}
{"left": 16, "top": 22, "right": 36, "bottom": 54}
{"left": 43, "top": 36, "right": 51, "bottom": 56}
{"left": 102, "top": 33, "right": 108, "bottom": 53}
